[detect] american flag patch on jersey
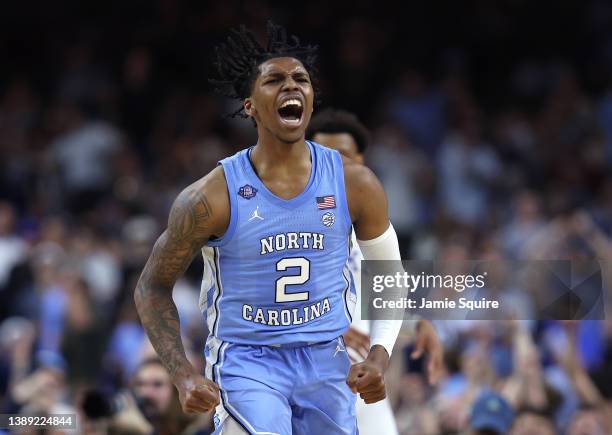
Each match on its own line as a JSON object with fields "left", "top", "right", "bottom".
{"left": 316, "top": 195, "right": 336, "bottom": 209}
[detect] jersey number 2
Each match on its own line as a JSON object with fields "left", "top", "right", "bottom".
{"left": 275, "top": 257, "right": 310, "bottom": 303}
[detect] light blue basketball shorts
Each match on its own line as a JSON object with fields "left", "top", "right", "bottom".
{"left": 205, "top": 336, "right": 358, "bottom": 435}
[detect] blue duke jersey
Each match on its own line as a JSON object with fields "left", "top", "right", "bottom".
{"left": 200, "top": 141, "right": 357, "bottom": 346}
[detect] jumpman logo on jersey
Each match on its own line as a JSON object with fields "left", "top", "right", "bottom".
{"left": 248, "top": 205, "right": 264, "bottom": 221}
{"left": 334, "top": 343, "right": 346, "bottom": 357}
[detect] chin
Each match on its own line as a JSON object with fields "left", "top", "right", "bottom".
{"left": 274, "top": 126, "right": 305, "bottom": 144}
{"left": 279, "top": 132, "right": 305, "bottom": 144}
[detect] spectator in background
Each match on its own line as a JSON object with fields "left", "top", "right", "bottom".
{"left": 438, "top": 113, "right": 502, "bottom": 226}
{"left": 60, "top": 272, "right": 106, "bottom": 390}
{"left": 567, "top": 406, "right": 609, "bottom": 435}
{"left": 50, "top": 101, "right": 123, "bottom": 214}
{"left": 467, "top": 390, "right": 514, "bottom": 435}
{"left": 0, "top": 317, "right": 35, "bottom": 406}
{"left": 81, "top": 357, "right": 213, "bottom": 435}
{"left": 130, "top": 357, "right": 212, "bottom": 434}
{"left": 501, "top": 190, "right": 546, "bottom": 259}
{"left": 394, "top": 372, "right": 438, "bottom": 434}
{"left": 31, "top": 242, "right": 68, "bottom": 355}
{"left": 132, "top": 357, "right": 180, "bottom": 432}
{"left": 68, "top": 227, "right": 121, "bottom": 309}
{"left": 8, "top": 350, "right": 75, "bottom": 419}
{"left": 367, "top": 124, "right": 430, "bottom": 253}
{"left": 509, "top": 409, "right": 556, "bottom": 435}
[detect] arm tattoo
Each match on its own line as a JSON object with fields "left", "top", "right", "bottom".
{"left": 134, "top": 188, "right": 212, "bottom": 379}
{"left": 168, "top": 189, "right": 212, "bottom": 243}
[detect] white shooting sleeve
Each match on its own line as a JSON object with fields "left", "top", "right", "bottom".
{"left": 357, "top": 223, "right": 409, "bottom": 357}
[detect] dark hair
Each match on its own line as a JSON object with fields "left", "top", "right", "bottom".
{"left": 306, "top": 108, "right": 370, "bottom": 153}
{"left": 211, "top": 21, "right": 319, "bottom": 118}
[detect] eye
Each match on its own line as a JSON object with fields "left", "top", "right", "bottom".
{"left": 264, "top": 78, "right": 280, "bottom": 85}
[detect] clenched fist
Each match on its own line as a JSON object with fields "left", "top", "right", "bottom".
{"left": 174, "top": 371, "right": 220, "bottom": 414}
{"left": 346, "top": 345, "right": 389, "bottom": 404}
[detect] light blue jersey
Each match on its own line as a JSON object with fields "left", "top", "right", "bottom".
{"left": 200, "top": 140, "right": 357, "bottom": 346}
{"left": 201, "top": 141, "right": 359, "bottom": 434}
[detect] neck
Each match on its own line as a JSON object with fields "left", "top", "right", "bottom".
{"left": 251, "top": 128, "right": 309, "bottom": 169}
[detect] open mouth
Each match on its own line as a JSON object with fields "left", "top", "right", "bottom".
{"left": 277, "top": 98, "right": 304, "bottom": 124}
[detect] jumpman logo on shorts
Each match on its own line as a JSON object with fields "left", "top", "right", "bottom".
{"left": 248, "top": 205, "right": 264, "bottom": 221}
{"left": 334, "top": 343, "right": 346, "bottom": 357}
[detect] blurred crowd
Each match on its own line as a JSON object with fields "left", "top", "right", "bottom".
{"left": 1, "top": 1, "right": 612, "bottom": 434}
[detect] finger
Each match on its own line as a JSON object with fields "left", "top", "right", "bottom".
{"left": 356, "top": 381, "right": 385, "bottom": 394}
{"left": 361, "top": 390, "right": 385, "bottom": 401}
{"left": 204, "top": 381, "right": 220, "bottom": 393}
{"left": 188, "top": 392, "right": 219, "bottom": 410}
{"left": 411, "top": 334, "right": 425, "bottom": 360}
{"left": 197, "top": 383, "right": 220, "bottom": 396}
{"left": 353, "top": 373, "right": 383, "bottom": 393}
{"left": 427, "top": 359, "right": 437, "bottom": 385}
{"left": 188, "top": 390, "right": 219, "bottom": 405}
{"left": 185, "top": 404, "right": 214, "bottom": 414}
{"left": 190, "top": 392, "right": 220, "bottom": 408}
{"left": 428, "top": 350, "right": 444, "bottom": 385}
{"left": 363, "top": 392, "right": 386, "bottom": 404}
{"left": 186, "top": 398, "right": 218, "bottom": 413}
{"left": 426, "top": 348, "right": 443, "bottom": 385}
{"left": 184, "top": 400, "right": 214, "bottom": 414}
{"left": 346, "top": 366, "right": 366, "bottom": 391}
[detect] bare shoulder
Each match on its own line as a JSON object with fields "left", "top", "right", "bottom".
{"left": 341, "top": 155, "right": 390, "bottom": 239}
{"left": 169, "top": 165, "right": 230, "bottom": 242}
{"left": 342, "top": 155, "right": 386, "bottom": 213}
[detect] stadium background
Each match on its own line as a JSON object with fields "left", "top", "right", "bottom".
{"left": 0, "top": 0, "right": 611, "bottom": 433}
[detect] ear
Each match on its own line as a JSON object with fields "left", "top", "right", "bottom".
{"left": 244, "top": 99, "right": 255, "bottom": 117}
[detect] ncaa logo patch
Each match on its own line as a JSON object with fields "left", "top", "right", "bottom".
{"left": 321, "top": 211, "right": 335, "bottom": 227}
{"left": 238, "top": 184, "right": 258, "bottom": 199}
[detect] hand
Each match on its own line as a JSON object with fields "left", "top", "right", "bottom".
{"left": 174, "top": 370, "right": 220, "bottom": 414}
{"left": 342, "top": 328, "right": 370, "bottom": 362}
{"left": 346, "top": 345, "right": 388, "bottom": 404}
{"left": 411, "top": 320, "right": 444, "bottom": 385}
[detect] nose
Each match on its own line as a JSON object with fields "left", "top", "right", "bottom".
{"left": 281, "top": 76, "right": 299, "bottom": 92}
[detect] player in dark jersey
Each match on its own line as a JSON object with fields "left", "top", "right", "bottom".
{"left": 134, "top": 23, "right": 441, "bottom": 434}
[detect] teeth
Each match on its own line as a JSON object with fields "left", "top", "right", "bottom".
{"left": 280, "top": 99, "right": 302, "bottom": 109}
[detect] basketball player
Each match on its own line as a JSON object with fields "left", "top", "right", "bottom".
{"left": 308, "top": 109, "right": 443, "bottom": 435}
{"left": 134, "top": 23, "right": 441, "bottom": 434}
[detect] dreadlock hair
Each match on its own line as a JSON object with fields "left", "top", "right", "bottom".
{"left": 306, "top": 108, "right": 370, "bottom": 153}
{"left": 210, "top": 21, "right": 319, "bottom": 119}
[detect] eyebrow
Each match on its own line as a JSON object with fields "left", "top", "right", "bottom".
{"left": 261, "top": 70, "right": 309, "bottom": 79}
